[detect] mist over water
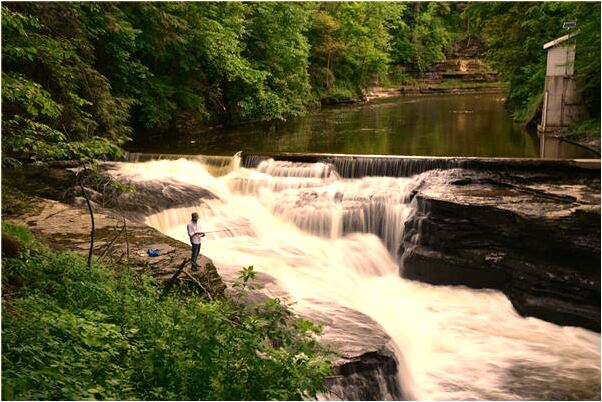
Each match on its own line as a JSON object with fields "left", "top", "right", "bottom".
{"left": 110, "top": 158, "right": 600, "bottom": 400}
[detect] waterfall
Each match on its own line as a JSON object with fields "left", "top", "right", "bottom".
{"left": 242, "top": 154, "right": 463, "bottom": 178}
{"left": 124, "top": 152, "right": 241, "bottom": 177}
{"left": 110, "top": 157, "right": 600, "bottom": 400}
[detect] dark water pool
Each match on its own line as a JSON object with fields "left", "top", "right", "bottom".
{"left": 133, "top": 93, "right": 598, "bottom": 159}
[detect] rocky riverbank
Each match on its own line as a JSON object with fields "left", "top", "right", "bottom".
{"left": 2, "top": 163, "right": 407, "bottom": 400}
{"left": 400, "top": 168, "right": 601, "bottom": 331}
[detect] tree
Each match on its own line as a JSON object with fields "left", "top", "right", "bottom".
{"left": 572, "top": 3, "right": 601, "bottom": 117}
{"left": 390, "top": 2, "right": 452, "bottom": 73}
{"left": 2, "top": 3, "right": 130, "bottom": 165}
{"left": 308, "top": 2, "right": 404, "bottom": 101}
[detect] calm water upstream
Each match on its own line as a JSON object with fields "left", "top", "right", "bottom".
{"left": 134, "top": 93, "right": 597, "bottom": 159}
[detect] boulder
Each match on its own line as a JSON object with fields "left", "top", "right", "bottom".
{"left": 307, "top": 305, "right": 408, "bottom": 401}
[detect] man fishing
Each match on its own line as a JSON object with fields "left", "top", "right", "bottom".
{"left": 187, "top": 212, "right": 205, "bottom": 271}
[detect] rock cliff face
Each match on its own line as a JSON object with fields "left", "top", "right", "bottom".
{"left": 400, "top": 169, "right": 601, "bottom": 331}
{"left": 310, "top": 306, "right": 407, "bottom": 401}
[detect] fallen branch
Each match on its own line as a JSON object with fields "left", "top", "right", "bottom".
{"left": 96, "top": 223, "right": 126, "bottom": 264}
{"left": 182, "top": 269, "right": 214, "bottom": 301}
{"left": 159, "top": 259, "right": 189, "bottom": 300}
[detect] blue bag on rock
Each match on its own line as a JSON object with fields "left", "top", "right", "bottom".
{"left": 147, "top": 249, "right": 161, "bottom": 257}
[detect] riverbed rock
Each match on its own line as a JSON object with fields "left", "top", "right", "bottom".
{"left": 400, "top": 169, "right": 601, "bottom": 331}
{"left": 2, "top": 163, "right": 217, "bottom": 220}
{"left": 3, "top": 195, "right": 226, "bottom": 299}
{"left": 305, "top": 304, "right": 407, "bottom": 401}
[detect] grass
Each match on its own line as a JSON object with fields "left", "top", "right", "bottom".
{"left": 567, "top": 118, "right": 601, "bottom": 139}
{"left": 2, "top": 221, "right": 37, "bottom": 247}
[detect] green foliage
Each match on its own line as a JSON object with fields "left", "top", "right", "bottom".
{"left": 2, "top": 72, "right": 62, "bottom": 117}
{"left": 238, "top": 265, "right": 257, "bottom": 287}
{"left": 241, "top": 3, "right": 313, "bottom": 119}
{"left": 308, "top": 2, "right": 405, "bottom": 100}
{"left": 464, "top": 2, "right": 600, "bottom": 122}
{"left": 390, "top": 2, "right": 452, "bottom": 73}
{"left": 567, "top": 117, "right": 601, "bottom": 139}
{"left": 1, "top": 4, "right": 132, "bottom": 163}
{"left": 1, "top": 222, "right": 37, "bottom": 248}
{"left": 572, "top": 3, "right": 601, "bottom": 117}
{"left": 2, "top": 225, "right": 332, "bottom": 400}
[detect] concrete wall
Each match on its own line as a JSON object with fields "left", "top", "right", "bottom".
{"left": 541, "top": 43, "right": 587, "bottom": 132}
{"left": 543, "top": 75, "right": 588, "bottom": 128}
{"left": 546, "top": 45, "right": 575, "bottom": 76}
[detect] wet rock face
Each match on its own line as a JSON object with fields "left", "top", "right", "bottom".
{"left": 308, "top": 306, "right": 406, "bottom": 401}
{"left": 400, "top": 169, "right": 601, "bottom": 331}
{"left": 2, "top": 163, "right": 217, "bottom": 220}
{"left": 325, "top": 351, "right": 401, "bottom": 401}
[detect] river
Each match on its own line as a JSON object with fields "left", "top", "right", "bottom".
{"left": 117, "top": 92, "right": 600, "bottom": 399}
{"left": 130, "top": 93, "right": 598, "bottom": 159}
{"left": 109, "top": 156, "right": 600, "bottom": 401}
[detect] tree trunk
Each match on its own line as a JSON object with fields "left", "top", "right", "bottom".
{"left": 79, "top": 181, "right": 95, "bottom": 268}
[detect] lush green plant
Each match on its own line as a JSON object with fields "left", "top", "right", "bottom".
{"left": 572, "top": 3, "right": 601, "bottom": 118}
{"left": 390, "top": 2, "right": 452, "bottom": 73}
{"left": 1, "top": 222, "right": 37, "bottom": 247}
{"left": 2, "top": 224, "right": 332, "bottom": 400}
{"left": 308, "top": 2, "right": 405, "bottom": 101}
{"left": 567, "top": 117, "right": 601, "bottom": 139}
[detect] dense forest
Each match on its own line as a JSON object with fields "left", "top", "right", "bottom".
{"left": 2, "top": 2, "right": 600, "bottom": 162}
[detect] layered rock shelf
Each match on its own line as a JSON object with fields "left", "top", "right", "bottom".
{"left": 313, "top": 306, "right": 406, "bottom": 400}
{"left": 399, "top": 168, "right": 601, "bottom": 331}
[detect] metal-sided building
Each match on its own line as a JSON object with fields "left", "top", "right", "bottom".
{"left": 539, "top": 32, "right": 588, "bottom": 133}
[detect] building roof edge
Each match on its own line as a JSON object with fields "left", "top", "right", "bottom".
{"left": 543, "top": 31, "right": 580, "bottom": 50}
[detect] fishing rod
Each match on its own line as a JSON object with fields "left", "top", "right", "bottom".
{"left": 201, "top": 225, "right": 252, "bottom": 235}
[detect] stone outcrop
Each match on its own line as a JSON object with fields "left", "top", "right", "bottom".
{"left": 400, "top": 168, "right": 601, "bottom": 331}
{"left": 309, "top": 305, "right": 407, "bottom": 401}
{"left": 2, "top": 163, "right": 217, "bottom": 220}
{"left": 3, "top": 194, "right": 226, "bottom": 299}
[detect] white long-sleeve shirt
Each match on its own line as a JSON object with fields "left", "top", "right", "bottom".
{"left": 187, "top": 220, "right": 202, "bottom": 245}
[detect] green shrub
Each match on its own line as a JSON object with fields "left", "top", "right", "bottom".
{"left": 568, "top": 118, "right": 601, "bottom": 140}
{"left": 2, "top": 231, "right": 332, "bottom": 400}
{"left": 1, "top": 222, "right": 36, "bottom": 247}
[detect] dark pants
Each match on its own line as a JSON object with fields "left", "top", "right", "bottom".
{"left": 191, "top": 243, "right": 201, "bottom": 269}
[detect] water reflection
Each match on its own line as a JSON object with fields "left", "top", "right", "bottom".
{"left": 539, "top": 133, "right": 599, "bottom": 159}
{"left": 133, "top": 93, "right": 597, "bottom": 159}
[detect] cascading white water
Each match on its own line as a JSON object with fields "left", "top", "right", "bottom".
{"left": 109, "top": 157, "right": 600, "bottom": 400}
